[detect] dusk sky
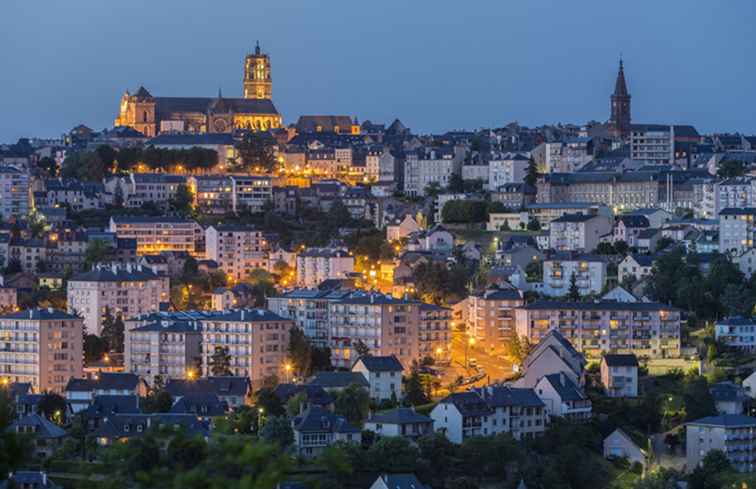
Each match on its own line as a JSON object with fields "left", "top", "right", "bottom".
{"left": 1, "top": 1, "right": 755, "bottom": 142}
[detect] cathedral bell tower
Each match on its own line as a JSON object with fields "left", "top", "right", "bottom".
{"left": 243, "top": 41, "right": 272, "bottom": 100}
{"left": 609, "top": 58, "right": 631, "bottom": 139}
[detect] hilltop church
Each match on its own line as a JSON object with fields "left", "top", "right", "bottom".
{"left": 114, "top": 43, "right": 283, "bottom": 137}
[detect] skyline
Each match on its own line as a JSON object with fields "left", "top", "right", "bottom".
{"left": 2, "top": 1, "right": 756, "bottom": 142}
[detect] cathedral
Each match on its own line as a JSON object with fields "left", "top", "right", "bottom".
{"left": 114, "top": 43, "right": 282, "bottom": 137}
{"left": 608, "top": 58, "right": 631, "bottom": 139}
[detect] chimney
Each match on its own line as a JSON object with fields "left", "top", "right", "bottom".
{"left": 29, "top": 310, "right": 32, "bottom": 319}
{"left": 241, "top": 310, "right": 245, "bottom": 321}
{"left": 47, "top": 307, "right": 53, "bottom": 314}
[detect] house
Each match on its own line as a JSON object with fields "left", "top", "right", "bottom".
{"left": 710, "top": 381, "right": 748, "bottom": 415}
{"left": 618, "top": 254, "right": 655, "bottom": 284}
{"left": 515, "top": 330, "right": 586, "bottom": 389}
{"left": 614, "top": 215, "right": 650, "bottom": 247}
{"left": 409, "top": 225, "right": 454, "bottom": 253}
{"left": 603, "top": 428, "right": 649, "bottom": 468}
{"left": 364, "top": 408, "right": 433, "bottom": 440}
{"left": 273, "top": 384, "right": 335, "bottom": 411}
{"left": 601, "top": 286, "right": 639, "bottom": 303}
{"left": 169, "top": 393, "right": 228, "bottom": 418}
{"left": 65, "top": 373, "right": 148, "bottom": 414}
{"left": 534, "top": 373, "right": 592, "bottom": 422}
{"left": 715, "top": 317, "right": 756, "bottom": 352}
{"left": 386, "top": 215, "right": 422, "bottom": 242}
{"left": 7, "top": 414, "right": 66, "bottom": 459}
{"left": 636, "top": 229, "right": 661, "bottom": 253}
{"left": 686, "top": 415, "right": 756, "bottom": 473}
{"left": 626, "top": 208, "right": 674, "bottom": 228}
{"left": 430, "top": 386, "right": 546, "bottom": 444}
{"left": 92, "top": 413, "right": 211, "bottom": 446}
{"left": 549, "top": 213, "right": 612, "bottom": 252}
{"left": 601, "top": 354, "right": 639, "bottom": 397}
{"left": 165, "top": 377, "right": 251, "bottom": 411}
{"left": 369, "top": 474, "right": 431, "bottom": 489}
{"left": 351, "top": 355, "right": 404, "bottom": 401}
{"left": 307, "top": 371, "right": 370, "bottom": 393}
{"left": 743, "top": 371, "right": 756, "bottom": 399}
{"left": 541, "top": 253, "right": 607, "bottom": 297}
{"left": 291, "top": 406, "right": 361, "bottom": 458}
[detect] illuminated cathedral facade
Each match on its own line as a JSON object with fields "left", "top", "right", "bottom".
{"left": 114, "top": 43, "right": 282, "bottom": 136}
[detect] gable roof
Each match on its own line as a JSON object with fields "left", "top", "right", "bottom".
{"left": 355, "top": 355, "right": 404, "bottom": 372}
{"left": 165, "top": 377, "right": 250, "bottom": 398}
{"left": 292, "top": 406, "right": 360, "bottom": 434}
{"left": 438, "top": 392, "right": 493, "bottom": 417}
{"left": 374, "top": 474, "right": 431, "bottom": 489}
{"left": 366, "top": 408, "right": 433, "bottom": 425}
{"left": 8, "top": 414, "right": 66, "bottom": 438}
{"left": 603, "top": 354, "right": 639, "bottom": 367}
{"left": 541, "top": 373, "right": 587, "bottom": 402}
{"left": 307, "top": 371, "right": 369, "bottom": 389}
{"left": 170, "top": 393, "right": 227, "bottom": 416}
{"left": 688, "top": 414, "right": 756, "bottom": 428}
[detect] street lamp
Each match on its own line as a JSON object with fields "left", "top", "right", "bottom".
{"left": 284, "top": 363, "right": 292, "bottom": 382}
{"left": 466, "top": 337, "right": 476, "bottom": 369}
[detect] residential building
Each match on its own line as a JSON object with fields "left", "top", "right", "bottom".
{"left": 743, "top": 371, "right": 756, "bottom": 399}
{"left": 515, "top": 330, "right": 585, "bottom": 389}
{"left": 124, "top": 320, "right": 202, "bottom": 386}
{"left": 488, "top": 153, "right": 529, "bottom": 190}
{"left": 230, "top": 175, "right": 273, "bottom": 213}
{"left": 542, "top": 254, "right": 607, "bottom": 297}
{"left": 190, "top": 175, "right": 233, "bottom": 214}
{"left": 200, "top": 309, "right": 293, "bottom": 384}
{"left": 386, "top": 215, "right": 421, "bottom": 242}
{"left": 0, "top": 166, "right": 30, "bottom": 220}
{"left": 364, "top": 408, "right": 433, "bottom": 440}
{"left": 686, "top": 415, "right": 756, "bottom": 473}
{"left": 600, "top": 354, "right": 639, "bottom": 398}
{"left": 534, "top": 373, "right": 592, "bottom": 422}
{"left": 291, "top": 406, "right": 361, "bottom": 458}
{"left": 549, "top": 213, "right": 612, "bottom": 252}
{"left": 710, "top": 382, "right": 748, "bottom": 416}
{"left": 614, "top": 215, "right": 650, "bottom": 247}
{"left": 603, "top": 428, "right": 648, "bottom": 468}
{"left": 369, "top": 474, "right": 431, "bottom": 489}
{"left": 418, "top": 303, "right": 451, "bottom": 363}
{"left": 630, "top": 125, "right": 699, "bottom": 165}
{"left": 109, "top": 216, "right": 202, "bottom": 256}
{"left": 430, "top": 386, "right": 546, "bottom": 444}
{"left": 113, "top": 173, "right": 186, "bottom": 209}
{"left": 407, "top": 225, "right": 454, "bottom": 253}
{"left": 44, "top": 179, "right": 107, "bottom": 211}
{"left": 307, "top": 371, "right": 370, "bottom": 393}
{"left": 296, "top": 247, "right": 354, "bottom": 287}
{"left": 403, "top": 146, "right": 464, "bottom": 197}
{"left": 720, "top": 208, "right": 756, "bottom": 255}
{"left": 0, "top": 309, "right": 83, "bottom": 394}
{"left": 64, "top": 372, "right": 148, "bottom": 413}
{"left": 352, "top": 355, "right": 404, "bottom": 401}
{"left": 465, "top": 286, "right": 524, "bottom": 351}
{"left": 205, "top": 225, "right": 268, "bottom": 281}
{"left": 267, "top": 287, "right": 352, "bottom": 347}
{"left": 67, "top": 263, "right": 169, "bottom": 336}
{"left": 618, "top": 254, "right": 654, "bottom": 284}
{"left": 515, "top": 300, "right": 682, "bottom": 360}
{"left": 7, "top": 414, "right": 66, "bottom": 459}
{"left": 715, "top": 317, "right": 756, "bottom": 352}
{"left": 526, "top": 203, "right": 612, "bottom": 230}
{"left": 165, "top": 377, "right": 251, "bottom": 410}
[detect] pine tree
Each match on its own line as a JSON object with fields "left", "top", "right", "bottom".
{"left": 524, "top": 156, "right": 538, "bottom": 187}
{"left": 568, "top": 272, "right": 581, "bottom": 301}
{"left": 210, "top": 346, "right": 232, "bottom": 376}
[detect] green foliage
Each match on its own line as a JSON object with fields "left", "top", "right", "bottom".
{"left": 366, "top": 436, "right": 419, "bottom": 473}
{"left": 413, "top": 261, "right": 470, "bottom": 305}
{"left": 83, "top": 334, "right": 108, "bottom": 364}
{"left": 166, "top": 433, "right": 208, "bottom": 469}
{"left": 255, "top": 387, "right": 285, "bottom": 417}
{"left": 235, "top": 131, "right": 276, "bottom": 172}
{"left": 353, "top": 339, "right": 370, "bottom": 358}
{"left": 62, "top": 150, "right": 106, "bottom": 181}
{"left": 142, "top": 389, "right": 173, "bottom": 414}
{"left": 424, "top": 181, "right": 442, "bottom": 198}
{"left": 287, "top": 327, "right": 313, "bottom": 378}
{"left": 170, "top": 184, "right": 194, "bottom": 216}
{"left": 259, "top": 416, "right": 293, "bottom": 448}
{"left": 37, "top": 393, "right": 66, "bottom": 423}
{"left": 689, "top": 449, "right": 732, "bottom": 489}
{"left": 441, "top": 200, "right": 488, "bottom": 223}
{"left": 116, "top": 145, "right": 218, "bottom": 172}
{"left": 568, "top": 272, "right": 581, "bottom": 301}
{"left": 526, "top": 217, "right": 541, "bottom": 231}
{"left": 525, "top": 157, "right": 539, "bottom": 187}
{"left": 334, "top": 384, "right": 370, "bottom": 425}
{"left": 84, "top": 239, "right": 112, "bottom": 270}
{"left": 717, "top": 159, "right": 745, "bottom": 178}
{"left": 100, "top": 308, "right": 125, "bottom": 353}
{"left": 210, "top": 346, "right": 232, "bottom": 376}
{"left": 2, "top": 258, "right": 22, "bottom": 275}
{"left": 404, "top": 364, "right": 430, "bottom": 406}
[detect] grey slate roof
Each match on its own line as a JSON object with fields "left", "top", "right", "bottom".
{"left": 522, "top": 300, "right": 678, "bottom": 312}
{"left": 439, "top": 392, "right": 493, "bottom": 417}
{"left": 307, "top": 372, "right": 369, "bottom": 389}
{"left": 373, "top": 474, "right": 431, "bottom": 489}
{"left": 542, "top": 374, "right": 587, "bottom": 402}
{"left": 355, "top": 355, "right": 404, "bottom": 372}
{"left": 165, "top": 377, "right": 250, "bottom": 398}
{"left": 8, "top": 414, "right": 66, "bottom": 438}
{"left": 292, "top": 406, "right": 360, "bottom": 434}
{"left": 476, "top": 385, "right": 545, "bottom": 408}
{"left": 273, "top": 384, "right": 334, "bottom": 407}
{"left": 710, "top": 382, "right": 748, "bottom": 403}
{"left": 0, "top": 308, "right": 80, "bottom": 321}
{"left": 688, "top": 414, "right": 756, "bottom": 428}
{"left": 603, "top": 354, "right": 639, "bottom": 367}
{"left": 170, "top": 393, "right": 227, "bottom": 416}
{"left": 366, "top": 408, "right": 433, "bottom": 425}
{"left": 70, "top": 267, "right": 162, "bottom": 282}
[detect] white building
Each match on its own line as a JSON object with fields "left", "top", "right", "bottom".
{"left": 124, "top": 320, "right": 202, "bottom": 386}
{"left": 403, "top": 146, "right": 464, "bottom": 197}
{"left": 109, "top": 216, "right": 202, "bottom": 256}
{"left": 0, "top": 165, "right": 30, "bottom": 220}
{"left": 0, "top": 308, "right": 83, "bottom": 394}
{"left": 292, "top": 406, "right": 361, "bottom": 458}
{"left": 430, "top": 386, "right": 546, "bottom": 444}
{"left": 549, "top": 213, "right": 612, "bottom": 252}
{"left": 366, "top": 146, "right": 395, "bottom": 182}
{"left": 686, "top": 415, "right": 756, "bottom": 473}
{"left": 719, "top": 208, "right": 756, "bottom": 255}
{"left": 230, "top": 175, "right": 272, "bottom": 213}
{"left": 364, "top": 408, "right": 434, "bottom": 440}
{"left": 296, "top": 247, "right": 354, "bottom": 287}
{"left": 534, "top": 373, "right": 592, "bottom": 422}
{"left": 542, "top": 254, "right": 607, "bottom": 297}
{"left": 515, "top": 330, "right": 585, "bottom": 389}
{"left": 715, "top": 317, "right": 756, "bottom": 352}
{"left": 618, "top": 254, "right": 654, "bottom": 284}
{"left": 488, "top": 153, "right": 530, "bottom": 190}
{"left": 386, "top": 215, "right": 421, "bottom": 242}
{"left": 67, "top": 263, "right": 169, "bottom": 336}
{"left": 351, "top": 355, "right": 404, "bottom": 401}
{"left": 600, "top": 354, "right": 639, "bottom": 398}
{"left": 604, "top": 428, "right": 648, "bottom": 468}
{"left": 205, "top": 225, "right": 268, "bottom": 281}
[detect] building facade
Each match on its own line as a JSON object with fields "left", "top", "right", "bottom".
{"left": 205, "top": 225, "right": 268, "bottom": 281}
{"left": 109, "top": 216, "right": 202, "bottom": 256}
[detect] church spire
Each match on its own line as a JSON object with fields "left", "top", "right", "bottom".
{"left": 255, "top": 40, "right": 261, "bottom": 55}
{"left": 614, "top": 57, "right": 628, "bottom": 97}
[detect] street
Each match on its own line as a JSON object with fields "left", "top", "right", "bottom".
{"left": 436, "top": 330, "right": 515, "bottom": 394}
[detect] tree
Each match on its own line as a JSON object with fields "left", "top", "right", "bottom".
{"left": 447, "top": 172, "right": 464, "bottom": 193}
{"left": 690, "top": 449, "right": 732, "bottom": 489}
{"left": 235, "top": 131, "right": 276, "bottom": 172}
{"left": 101, "top": 308, "right": 125, "bottom": 353}
{"left": 142, "top": 389, "right": 173, "bottom": 413}
{"left": 209, "top": 346, "right": 232, "bottom": 376}
{"left": 169, "top": 184, "right": 194, "bottom": 216}
{"left": 404, "top": 364, "right": 430, "bottom": 406}
{"left": 3, "top": 259, "right": 22, "bottom": 275}
{"left": 568, "top": 272, "right": 581, "bottom": 301}
{"left": 683, "top": 375, "right": 717, "bottom": 421}
{"left": 166, "top": 433, "right": 208, "bottom": 469}
{"left": 182, "top": 256, "right": 199, "bottom": 279}
{"left": 366, "top": 436, "right": 419, "bottom": 473}
{"left": 318, "top": 445, "right": 354, "bottom": 487}
{"left": 334, "top": 384, "right": 370, "bottom": 425}
{"left": 526, "top": 217, "right": 541, "bottom": 231}
{"left": 287, "top": 327, "right": 312, "bottom": 378}
{"left": 717, "top": 160, "right": 745, "bottom": 178}
{"left": 259, "top": 416, "right": 293, "bottom": 447}
{"left": 424, "top": 181, "right": 442, "bottom": 198}
{"left": 353, "top": 339, "right": 370, "bottom": 358}
{"left": 328, "top": 201, "right": 353, "bottom": 228}
{"left": 37, "top": 393, "right": 66, "bottom": 423}
{"left": 525, "top": 156, "right": 538, "bottom": 187}
{"left": 84, "top": 239, "right": 111, "bottom": 270}
{"left": 255, "top": 387, "right": 285, "bottom": 417}
{"left": 84, "top": 333, "right": 108, "bottom": 364}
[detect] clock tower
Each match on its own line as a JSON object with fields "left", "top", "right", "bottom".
{"left": 609, "top": 58, "right": 631, "bottom": 139}
{"left": 243, "top": 41, "right": 272, "bottom": 100}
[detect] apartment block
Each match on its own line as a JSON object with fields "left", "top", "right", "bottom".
{"left": 0, "top": 166, "right": 30, "bottom": 220}
{"left": 542, "top": 254, "right": 607, "bottom": 297}
{"left": 267, "top": 288, "right": 353, "bottom": 347}
{"left": 67, "top": 263, "right": 169, "bottom": 336}
{"left": 205, "top": 225, "right": 268, "bottom": 281}
{"left": 488, "top": 153, "right": 529, "bottom": 190}
{"left": 719, "top": 208, "right": 756, "bottom": 255}
{"left": 465, "top": 287, "right": 524, "bottom": 351}
{"left": 189, "top": 175, "right": 233, "bottom": 214}
{"left": 403, "top": 146, "right": 464, "bottom": 197}
{"left": 549, "top": 213, "right": 612, "bottom": 252}
{"left": 686, "top": 415, "right": 756, "bottom": 473}
{"left": 230, "top": 175, "right": 273, "bottom": 213}
{"left": 109, "top": 216, "right": 202, "bottom": 256}
{"left": 296, "top": 247, "right": 354, "bottom": 288}
{"left": 715, "top": 317, "right": 756, "bottom": 352}
{"left": 200, "top": 309, "right": 293, "bottom": 384}
{"left": 515, "top": 300, "right": 681, "bottom": 360}
{"left": 125, "top": 320, "right": 202, "bottom": 386}
{"left": 0, "top": 308, "right": 83, "bottom": 393}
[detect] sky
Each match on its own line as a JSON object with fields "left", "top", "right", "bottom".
{"left": 1, "top": 1, "right": 755, "bottom": 142}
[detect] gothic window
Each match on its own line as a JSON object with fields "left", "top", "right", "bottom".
{"left": 142, "top": 111, "right": 148, "bottom": 123}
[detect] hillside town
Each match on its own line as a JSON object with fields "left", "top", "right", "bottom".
{"left": 1, "top": 43, "right": 756, "bottom": 489}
